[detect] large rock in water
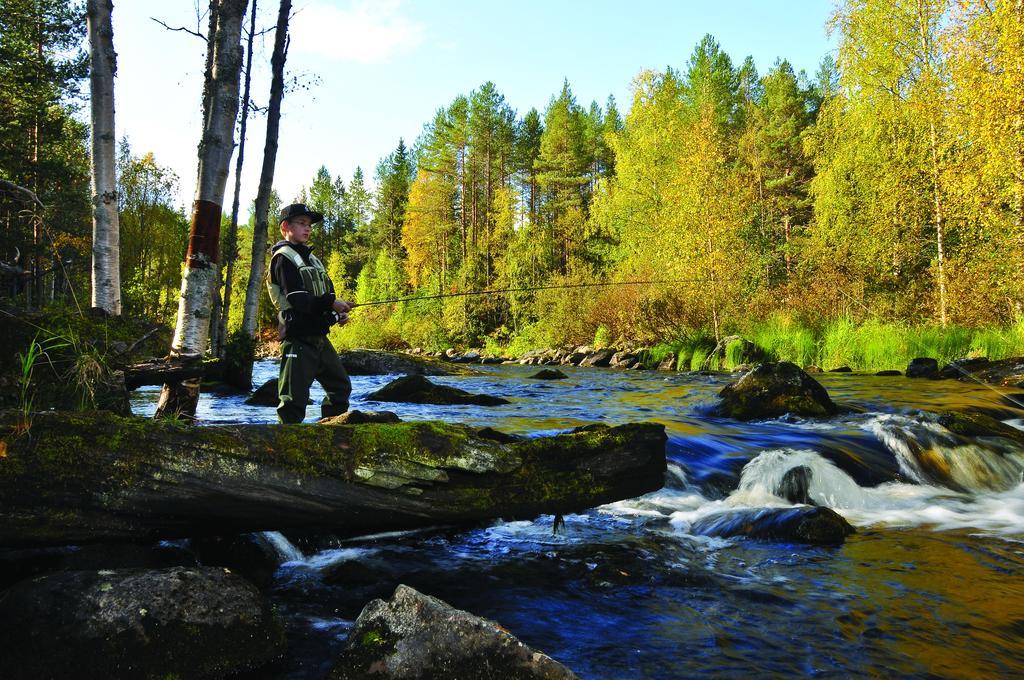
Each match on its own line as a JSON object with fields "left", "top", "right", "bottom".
{"left": 906, "top": 357, "right": 939, "bottom": 379}
{"left": 340, "top": 349, "right": 475, "bottom": 376}
{"left": 0, "top": 566, "right": 285, "bottom": 679}
{"left": 690, "top": 507, "right": 855, "bottom": 545}
{"left": 365, "top": 374, "right": 510, "bottom": 406}
{"left": 330, "top": 584, "right": 577, "bottom": 679}
{"left": 715, "top": 362, "right": 837, "bottom": 420}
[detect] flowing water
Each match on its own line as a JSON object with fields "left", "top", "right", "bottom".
{"left": 133, "top": 363, "right": 1024, "bottom": 678}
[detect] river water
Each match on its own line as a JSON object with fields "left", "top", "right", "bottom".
{"left": 132, "top": 361, "right": 1024, "bottom": 678}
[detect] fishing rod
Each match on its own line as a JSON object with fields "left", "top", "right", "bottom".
{"left": 351, "top": 277, "right": 715, "bottom": 308}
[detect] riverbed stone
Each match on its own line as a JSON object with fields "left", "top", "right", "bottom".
{"left": 875, "top": 370, "right": 902, "bottom": 376}
{"left": 690, "top": 506, "right": 854, "bottom": 545}
{"left": 829, "top": 366, "right": 852, "bottom": 373}
{"left": 365, "top": 374, "right": 510, "bottom": 406}
{"left": 0, "top": 566, "right": 286, "bottom": 679}
{"left": 950, "top": 356, "right": 1024, "bottom": 387}
{"left": 529, "top": 368, "right": 569, "bottom": 380}
{"left": 329, "top": 584, "right": 578, "bottom": 680}
{"left": 657, "top": 355, "right": 677, "bottom": 371}
{"left": 906, "top": 357, "right": 940, "bottom": 379}
{"left": 715, "top": 362, "right": 838, "bottom": 420}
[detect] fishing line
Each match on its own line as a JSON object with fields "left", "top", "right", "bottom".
{"left": 352, "top": 277, "right": 724, "bottom": 308}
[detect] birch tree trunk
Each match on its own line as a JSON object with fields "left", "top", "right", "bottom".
{"left": 156, "top": 0, "right": 248, "bottom": 419}
{"left": 87, "top": 0, "right": 121, "bottom": 315}
{"left": 241, "top": 0, "right": 292, "bottom": 338}
{"left": 211, "top": 0, "right": 258, "bottom": 357}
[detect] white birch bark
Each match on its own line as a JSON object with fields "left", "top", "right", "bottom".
{"left": 169, "top": 0, "right": 247, "bottom": 358}
{"left": 87, "top": 0, "right": 121, "bottom": 315}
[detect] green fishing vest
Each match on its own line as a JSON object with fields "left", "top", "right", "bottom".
{"left": 267, "top": 244, "right": 331, "bottom": 311}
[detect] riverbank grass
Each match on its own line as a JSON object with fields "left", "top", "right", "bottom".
{"left": 744, "top": 316, "right": 1024, "bottom": 372}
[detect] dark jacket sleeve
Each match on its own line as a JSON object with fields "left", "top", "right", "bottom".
{"left": 271, "top": 253, "right": 335, "bottom": 313}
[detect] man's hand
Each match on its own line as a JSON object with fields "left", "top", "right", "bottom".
{"left": 332, "top": 299, "right": 354, "bottom": 326}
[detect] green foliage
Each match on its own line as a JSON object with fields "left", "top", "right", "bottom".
{"left": 593, "top": 325, "right": 611, "bottom": 349}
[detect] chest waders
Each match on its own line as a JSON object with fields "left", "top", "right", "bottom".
{"left": 268, "top": 245, "right": 351, "bottom": 423}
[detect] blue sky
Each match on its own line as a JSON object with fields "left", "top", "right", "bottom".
{"left": 112, "top": 1, "right": 837, "bottom": 212}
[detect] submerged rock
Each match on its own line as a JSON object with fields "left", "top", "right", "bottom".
{"left": 777, "top": 466, "right": 815, "bottom": 505}
{"left": 906, "top": 357, "right": 940, "bottom": 379}
{"left": 340, "top": 349, "right": 476, "bottom": 376}
{"left": 715, "top": 362, "right": 838, "bottom": 421}
{"left": 875, "top": 370, "right": 902, "bottom": 376}
{"left": 529, "top": 368, "right": 569, "bottom": 380}
{"left": 365, "top": 374, "right": 510, "bottom": 406}
{"left": 829, "top": 366, "right": 853, "bottom": 373}
{"left": 0, "top": 566, "right": 286, "bottom": 679}
{"left": 190, "top": 533, "right": 283, "bottom": 589}
{"left": 329, "top": 584, "right": 578, "bottom": 680}
{"left": 690, "top": 507, "right": 854, "bottom": 545}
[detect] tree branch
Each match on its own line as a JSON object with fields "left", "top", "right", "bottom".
{"left": 150, "top": 17, "right": 207, "bottom": 41}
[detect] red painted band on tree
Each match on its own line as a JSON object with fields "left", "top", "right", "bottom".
{"left": 186, "top": 199, "right": 222, "bottom": 267}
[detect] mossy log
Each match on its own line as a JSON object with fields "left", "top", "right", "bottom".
{"left": 0, "top": 411, "right": 666, "bottom": 548}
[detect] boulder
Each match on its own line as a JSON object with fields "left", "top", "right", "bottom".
{"left": 776, "top": 466, "right": 815, "bottom": 505}
{"left": 714, "top": 362, "right": 838, "bottom": 421}
{"left": 951, "top": 356, "right": 1024, "bottom": 387}
{"left": 245, "top": 377, "right": 280, "bottom": 406}
{"left": 803, "top": 365, "right": 823, "bottom": 373}
{"left": 906, "top": 357, "right": 940, "bottom": 379}
{"left": 875, "top": 370, "right": 902, "bottom": 377}
{"left": 329, "top": 584, "right": 577, "bottom": 680}
{"left": 563, "top": 350, "right": 587, "bottom": 365}
{"left": 580, "top": 348, "right": 616, "bottom": 368}
{"left": 689, "top": 507, "right": 854, "bottom": 545}
{"left": 364, "top": 375, "right": 510, "bottom": 406}
{"left": 320, "top": 410, "right": 402, "bottom": 425}
{"left": 340, "top": 349, "right": 475, "bottom": 376}
{"left": 657, "top": 355, "right": 677, "bottom": 371}
{"left": 829, "top": 366, "right": 852, "bottom": 373}
{"left": 0, "top": 567, "right": 286, "bottom": 679}
{"left": 246, "top": 377, "right": 312, "bottom": 407}
{"left": 529, "top": 368, "right": 569, "bottom": 380}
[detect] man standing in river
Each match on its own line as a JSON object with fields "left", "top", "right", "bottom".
{"left": 267, "top": 203, "right": 354, "bottom": 423}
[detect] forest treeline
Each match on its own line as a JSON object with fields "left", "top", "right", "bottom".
{"left": 2, "top": 0, "right": 1022, "bottom": 366}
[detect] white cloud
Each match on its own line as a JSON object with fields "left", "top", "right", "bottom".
{"left": 291, "top": 0, "right": 424, "bottom": 64}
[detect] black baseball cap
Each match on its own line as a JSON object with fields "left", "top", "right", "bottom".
{"left": 279, "top": 203, "right": 324, "bottom": 224}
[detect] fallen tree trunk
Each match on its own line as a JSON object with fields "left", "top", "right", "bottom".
{"left": 0, "top": 412, "right": 666, "bottom": 547}
{"left": 124, "top": 358, "right": 224, "bottom": 390}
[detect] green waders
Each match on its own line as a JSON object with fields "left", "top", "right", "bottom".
{"left": 277, "top": 336, "right": 351, "bottom": 424}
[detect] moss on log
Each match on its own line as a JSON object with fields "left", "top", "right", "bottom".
{"left": 0, "top": 411, "right": 666, "bottom": 547}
